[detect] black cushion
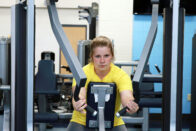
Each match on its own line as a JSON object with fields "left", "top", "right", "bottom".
{"left": 35, "top": 60, "right": 59, "bottom": 94}
{"left": 86, "top": 82, "right": 116, "bottom": 129}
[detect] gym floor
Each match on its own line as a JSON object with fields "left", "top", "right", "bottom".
{"left": 0, "top": 114, "right": 191, "bottom": 131}
{"left": 33, "top": 115, "right": 191, "bottom": 131}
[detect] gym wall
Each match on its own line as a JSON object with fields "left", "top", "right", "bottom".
{"left": 133, "top": 14, "right": 196, "bottom": 114}
{"left": 0, "top": 0, "right": 133, "bottom": 75}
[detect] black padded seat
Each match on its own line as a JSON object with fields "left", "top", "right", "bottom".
{"left": 34, "top": 112, "right": 58, "bottom": 123}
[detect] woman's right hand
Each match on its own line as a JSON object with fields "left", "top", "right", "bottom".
{"left": 72, "top": 87, "right": 87, "bottom": 114}
{"left": 73, "top": 98, "right": 87, "bottom": 114}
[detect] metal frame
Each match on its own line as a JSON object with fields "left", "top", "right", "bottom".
{"left": 47, "top": 0, "right": 97, "bottom": 117}
{"left": 163, "top": 7, "right": 172, "bottom": 131}
{"left": 132, "top": 0, "right": 159, "bottom": 103}
{"left": 170, "top": 0, "right": 180, "bottom": 130}
{"left": 78, "top": 2, "right": 98, "bottom": 39}
{"left": 191, "top": 32, "right": 196, "bottom": 131}
{"left": 47, "top": 0, "right": 86, "bottom": 87}
{"left": 78, "top": 40, "right": 91, "bottom": 66}
{"left": 163, "top": 2, "right": 184, "bottom": 131}
{"left": 11, "top": 1, "right": 35, "bottom": 131}
{"left": 11, "top": 5, "right": 16, "bottom": 131}
{"left": 0, "top": 37, "right": 11, "bottom": 131}
{"left": 26, "top": 0, "right": 35, "bottom": 130}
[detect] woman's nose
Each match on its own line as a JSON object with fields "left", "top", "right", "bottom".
{"left": 100, "top": 57, "right": 104, "bottom": 62}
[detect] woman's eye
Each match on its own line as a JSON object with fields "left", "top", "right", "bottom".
{"left": 105, "top": 54, "right": 110, "bottom": 57}
{"left": 95, "top": 55, "right": 100, "bottom": 58}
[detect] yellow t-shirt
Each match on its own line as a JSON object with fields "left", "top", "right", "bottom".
{"left": 71, "top": 62, "right": 133, "bottom": 127}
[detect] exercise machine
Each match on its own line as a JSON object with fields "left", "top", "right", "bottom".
{"left": 0, "top": 36, "right": 11, "bottom": 131}
{"left": 0, "top": 0, "right": 185, "bottom": 131}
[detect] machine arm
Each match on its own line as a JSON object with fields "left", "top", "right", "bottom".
{"left": 116, "top": 0, "right": 159, "bottom": 117}
{"left": 47, "top": 0, "right": 97, "bottom": 116}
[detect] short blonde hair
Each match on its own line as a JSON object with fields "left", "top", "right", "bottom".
{"left": 89, "top": 36, "right": 114, "bottom": 62}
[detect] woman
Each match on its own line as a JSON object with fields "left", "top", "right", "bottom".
{"left": 66, "top": 36, "right": 139, "bottom": 131}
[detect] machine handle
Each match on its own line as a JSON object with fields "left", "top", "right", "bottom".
{"left": 116, "top": 107, "right": 128, "bottom": 118}
{"left": 154, "top": 64, "right": 161, "bottom": 73}
{"left": 74, "top": 85, "right": 97, "bottom": 117}
{"left": 116, "top": 100, "right": 138, "bottom": 118}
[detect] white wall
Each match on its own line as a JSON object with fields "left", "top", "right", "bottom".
{"left": 98, "top": 0, "right": 133, "bottom": 73}
{"left": 0, "top": 8, "right": 11, "bottom": 36}
{"left": 0, "top": 0, "right": 133, "bottom": 74}
{"left": 35, "top": 8, "right": 88, "bottom": 73}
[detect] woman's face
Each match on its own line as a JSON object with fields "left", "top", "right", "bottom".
{"left": 92, "top": 46, "right": 113, "bottom": 72}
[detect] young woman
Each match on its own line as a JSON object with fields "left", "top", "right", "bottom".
{"left": 66, "top": 36, "right": 139, "bottom": 131}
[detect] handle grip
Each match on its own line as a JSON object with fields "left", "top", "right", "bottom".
{"left": 116, "top": 107, "right": 128, "bottom": 118}
{"left": 116, "top": 100, "right": 138, "bottom": 118}
{"left": 74, "top": 85, "right": 97, "bottom": 116}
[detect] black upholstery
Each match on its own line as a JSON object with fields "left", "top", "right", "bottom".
{"left": 34, "top": 112, "right": 58, "bottom": 123}
{"left": 35, "top": 60, "right": 59, "bottom": 94}
{"left": 86, "top": 82, "right": 117, "bottom": 129}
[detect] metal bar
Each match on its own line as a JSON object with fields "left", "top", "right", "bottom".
{"left": 122, "top": 116, "right": 144, "bottom": 124}
{"left": 26, "top": 0, "right": 35, "bottom": 130}
{"left": 77, "top": 40, "right": 91, "bottom": 67}
{"left": 98, "top": 107, "right": 105, "bottom": 131}
{"left": 11, "top": 3, "right": 27, "bottom": 131}
{"left": 0, "top": 85, "right": 10, "bottom": 91}
{"left": 133, "top": 1, "right": 159, "bottom": 103}
{"left": 0, "top": 37, "right": 10, "bottom": 85}
{"left": 2, "top": 91, "right": 10, "bottom": 131}
{"left": 47, "top": 0, "right": 86, "bottom": 87}
{"left": 11, "top": 5, "right": 16, "bottom": 131}
{"left": 116, "top": 0, "right": 159, "bottom": 117}
{"left": 132, "top": 1, "right": 159, "bottom": 85}
{"left": 0, "top": 36, "right": 11, "bottom": 131}
{"left": 176, "top": 8, "right": 184, "bottom": 131}
{"left": 56, "top": 74, "right": 73, "bottom": 79}
{"left": 191, "top": 32, "right": 196, "bottom": 131}
{"left": 142, "top": 108, "right": 149, "bottom": 131}
{"left": 89, "top": 17, "right": 96, "bottom": 39}
{"left": 142, "top": 74, "right": 162, "bottom": 83}
{"left": 170, "top": 0, "right": 180, "bottom": 130}
{"left": 47, "top": 0, "right": 97, "bottom": 116}
{"left": 114, "top": 61, "right": 138, "bottom": 67}
{"left": 162, "top": 7, "right": 172, "bottom": 131}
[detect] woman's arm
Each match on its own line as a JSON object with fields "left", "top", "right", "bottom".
{"left": 72, "top": 86, "right": 87, "bottom": 114}
{"left": 120, "top": 90, "right": 139, "bottom": 114}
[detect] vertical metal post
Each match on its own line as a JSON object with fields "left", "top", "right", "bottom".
{"left": 163, "top": 6, "right": 184, "bottom": 131}
{"left": 11, "top": 2, "right": 29, "bottom": 131}
{"left": 191, "top": 33, "right": 196, "bottom": 131}
{"left": 26, "top": 0, "right": 35, "bottom": 131}
{"left": 163, "top": 7, "right": 172, "bottom": 131}
{"left": 142, "top": 108, "right": 149, "bottom": 131}
{"left": 0, "top": 37, "right": 11, "bottom": 131}
{"left": 176, "top": 8, "right": 184, "bottom": 131}
{"left": 11, "top": 6, "right": 16, "bottom": 131}
{"left": 170, "top": 0, "right": 180, "bottom": 130}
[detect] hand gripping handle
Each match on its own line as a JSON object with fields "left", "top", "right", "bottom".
{"left": 74, "top": 85, "right": 97, "bottom": 116}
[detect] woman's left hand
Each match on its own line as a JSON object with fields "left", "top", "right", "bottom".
{"left": 126, "top": 100, "right": 139, "bottom": 114}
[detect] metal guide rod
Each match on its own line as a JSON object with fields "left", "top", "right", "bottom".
{"left": 47, "top": 0, "right": 97, "bottom": 115}
{"left": 170, "top": 0, "right": 180, "bottom": 130}
{"left": 116, "top": 0, "right": 159, "bottom": 117}
{"left": 26, "top": 0, "right": 35, "bottom": 131}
